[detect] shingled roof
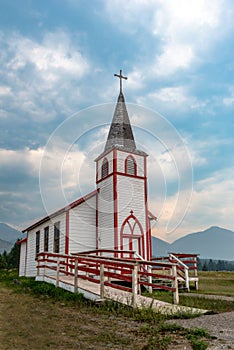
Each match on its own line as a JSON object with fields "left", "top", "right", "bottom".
{"left": 104, "top": 92, "right": 136, "bottom": 152}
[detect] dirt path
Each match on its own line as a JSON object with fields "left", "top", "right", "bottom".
{"left": 168, "top": 311, "right": 234, "bottom": 349}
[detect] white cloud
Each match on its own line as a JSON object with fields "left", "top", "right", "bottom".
{"left": 105, "top": 0, "right": 231, "bottom": 77}
{"left": 223, "top": 86, "right": 234, "bottom": 106}
{"left": 0, "top": 30, "right": 90, "bottom": 123}
{"left": 7, "top": 30, "right": 89, "bottom": 84}
{"left": 153, "top": 44, "right": 194, "bottom": 76}
{"left": 151, "top": 167, "right": 234, "bottom": 242}
{"left": 137, "top": 85, "right": 200, "bottom": 112}
{"left": 0, "top": 86, "right": 12, "bottom": 96}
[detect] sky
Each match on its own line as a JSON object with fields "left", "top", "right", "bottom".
{"left": 0, "top": 0, "right": 233, "bottom": 242}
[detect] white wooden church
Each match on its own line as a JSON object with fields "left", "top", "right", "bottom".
{"left": 18, "top": 71, "right": 156, "bottom": 277}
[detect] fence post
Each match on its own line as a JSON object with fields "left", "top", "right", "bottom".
{"left": 185, "top": 267, "right": 190, "bottom": 291}
{"left": 100, "top": 263, "right": 105, "bottom": 299}
{"left": 148, "top": 265, "right": 153, "bottom": 294}
{"left": 132, "top": 264, "right": 138, "bottom": 308}
{"left": 37, "top": 256, "right": 40, "bottom": 276}
{"left": 56, "top": 258, "right": 60, "bottom": 287}
{"left": 74, "top": 259, "right": 78, "bottom": 293}
{"left": 43, "top": 253, "right": 47, "bottom": 277}
{"left": 194, "top": 258, "right": 199, "bottom": 290}
{"left": 172, "top": 265, "right": 179, "bottom": 305}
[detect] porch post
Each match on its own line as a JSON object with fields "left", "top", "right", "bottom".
{"left": 56, "top": 258, "right": 60, "bottom": 287}
{"left": 74, "top": 259, "right": 78, "bottom": 293}
{"left": 132, "top": 264, "right": 138, "bottom": 308}
{"left": 100, "top": 263, "right": 105, "bottom": 299}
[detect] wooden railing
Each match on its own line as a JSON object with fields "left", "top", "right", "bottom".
{"left": 152, "top": 253, "right": 199, "bottom": 291}
{"left": 36, "top": 250, "right": 180, "bottom": 305}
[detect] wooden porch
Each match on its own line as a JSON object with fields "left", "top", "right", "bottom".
{"left": 36, "top": 250, "right": 205, "bottom": 315}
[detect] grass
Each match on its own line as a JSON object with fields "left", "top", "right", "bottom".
{"left": 196, "top": 271, "right": 234, "bottom": 296}
{"left": 0, "top": 269, "right": 216, "bottom": 350}
{"left": 143, "top": 271, "right": 234, "bottom": 313}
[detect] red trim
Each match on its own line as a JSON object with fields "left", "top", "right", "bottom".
{"left": 120, "top": 212, "right": 145, "bottom": 259}
{"left": 113, "top": 148, "right": 118, "bottom": 257}
{"left": 124, "top": 155, "right": 137, "bottom": 175}
{"left": 96, "top": 158, "right": 98, "bottom": 183}
{"left": 96, "top": 171, "right": 145, "bottom": 184}
{"left": 144, "top": 156, "right": 151, "bottom": 260}
{"left": 95, "top": 146, "right": 147, "bottom": 162}
{"left": 22, "top": 189, "right": 98, "bottom": 232}
{"left": 101, "top": 157, "right": 109, "bottom": 178}
{"left": 17, "top": 237, "right": 27, "bottom": 245}
{"left": 25, "top": 231, "right": 28, "bottom": 276}
{"left": 96, "top": 188, "right": 99, "bottom": 249}
{"left": 65, "top": 210, "right": 69, "bottom": 255}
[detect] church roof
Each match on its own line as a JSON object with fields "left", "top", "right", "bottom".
{"left": 22, "top": 189, "right": 98, "bottom": 233}
{"left": 104, "top": 92, "right": 137, "bottom": 152}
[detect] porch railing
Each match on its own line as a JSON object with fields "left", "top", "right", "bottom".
{"left": 36, "top": 250, "right": 180, "bottom": 305}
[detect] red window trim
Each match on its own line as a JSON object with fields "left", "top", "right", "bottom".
{"left": 101, "top": 157, "right": 109, "bottom": 178}
{"left": 125, "top": 155, "right": 137, "bottom": 176}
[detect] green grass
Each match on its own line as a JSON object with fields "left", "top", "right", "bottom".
{"left": 196, "top": 271, "right": 234, "bottom": 296}
{"left": 143, "top": 271, "right": 234, "bottom": 313}
{"left": 0, "top": 269, "right": 214, "bottom": 350}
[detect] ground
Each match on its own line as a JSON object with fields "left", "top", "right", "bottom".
{"left": 0, "top": 282, "right": 193, "bottom": 350}
{"left": 1, "top": 271, "right": 234, "bottom": 349}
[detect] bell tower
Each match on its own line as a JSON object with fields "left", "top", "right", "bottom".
{"left": 95, "top": 70, "right": 152, "bottom": 259}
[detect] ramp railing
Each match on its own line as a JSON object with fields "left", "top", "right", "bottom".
{"left": 36, "top": 250, "right": 180, "bottom": 305}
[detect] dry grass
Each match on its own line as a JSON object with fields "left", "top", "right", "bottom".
{"left": 0, "top": 280, "right": 194, "bottom": 350}
{"left": 3, "top": 270, "right": 232, "bottom": 349}
{"left": 197, "top": 271, "right": 234, "bottom": 296}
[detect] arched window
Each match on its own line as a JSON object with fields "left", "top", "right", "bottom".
{"left": 125, "top": 155, "right": 137, "bottom": 175}
{"left": 120, "top": 211, "right": 144, "bottom": 258}
{"left": 101, "top": 158, "right": 109, "bottom": 178}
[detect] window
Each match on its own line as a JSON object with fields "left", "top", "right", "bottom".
{"left": 35, "top": 231, "right": 40, "bottom": 258}
{"left": 125, "top": 156, "right": 137, "bottom": 175}
{"left": 54, "top": 222, "right": 60, "bottom": 253}
{"left": 44, "top": 226, "right": 49, "bottom": 252}
{"left": 101, "top": 158, "right": 109, "bottom": 178}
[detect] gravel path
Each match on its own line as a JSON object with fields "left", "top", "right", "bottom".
{"left": 182, "top": 293, "right": 234, "bottom": 302}
{"left": 168, "top": 311, "right": 234, "bottom": 349}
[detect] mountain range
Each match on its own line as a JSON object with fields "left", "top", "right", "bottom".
{"left": 0, "top": 223, "right": 233, "bottom": 260}
{"left": 0, "top": 223, "right": 24, "bottom": 254}
{"left": 152, "top": 226, "right": 234, "bottom": 260}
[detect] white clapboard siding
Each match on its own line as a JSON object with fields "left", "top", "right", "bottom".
{"left": 25, "top": 212, "right": 66, "bottom": 277}
{"left": 97, "top": 176, "right": 115, "bottom": 250}
{"left": 117, "top": 175, "right": 147, "bottom": 257}
{"left": 96, "top": 150, "right": 114, "bottom": 182}
{"left": 19, "top": 241, "right": 26, "bottom": 277}
{"left": 117, "top": 150, "right": 145, "bottom": 177}
{"left": 69, "top": 195, "right": 96, "bottom": 253}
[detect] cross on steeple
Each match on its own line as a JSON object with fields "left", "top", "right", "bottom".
{"left": 114, "top": 69, "right": 127, "bottom": 93}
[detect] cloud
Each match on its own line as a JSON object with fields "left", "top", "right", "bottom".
{"left": 0, "top": 29, "right": 90, "bottom": 125}
{"left": 151, "top": 166, "right": 234, "bottom": 242}
{"left": 104, "top": 0, "right": 231, "bottom": 78}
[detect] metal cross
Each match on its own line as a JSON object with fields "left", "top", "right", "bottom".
{"left": 114, "top": 69, "right": 127, "bottom": 93}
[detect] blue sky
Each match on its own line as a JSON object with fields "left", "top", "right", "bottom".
{"left": 0, "top": 0, "right": 233, "bottom": 242}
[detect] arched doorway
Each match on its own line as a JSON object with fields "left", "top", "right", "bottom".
{"left": 120, "top": 211, "right": 145, "bottom": 258}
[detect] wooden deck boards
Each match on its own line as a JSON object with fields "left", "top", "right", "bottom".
{"left": 36, "top": 274, "right": 207, "bottom": 315}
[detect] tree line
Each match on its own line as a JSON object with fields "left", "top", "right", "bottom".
{"left": 0, "top": 243, "right": 234, "bottom": 271}
{"left": 197, "top": 257, "right": 234, "bottom": 271}
{"left": 0, "top": 241, "right": 20, "bottom": 269}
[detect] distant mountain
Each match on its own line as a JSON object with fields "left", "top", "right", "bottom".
{"left": 152, "top": 237, "right": 170, "bottom": 257}
{"left": 152, "top": 226, "right": 234, "bottom": 261}
{"left": 0, "top": 223, "right": 24, "bottom": 254}
{"left": 0, "top": 238, "right": 13, "bottom": 254}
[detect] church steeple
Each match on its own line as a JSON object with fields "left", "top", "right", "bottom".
{"left": 104, "top": 70, "right": 136, "bottom": 152}
{"left": 104, "top": 91, "right": 136, "bottom": 152}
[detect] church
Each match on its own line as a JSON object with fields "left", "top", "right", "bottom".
{"left": 18, "top": 71, "right": 156, "bottom": 277}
